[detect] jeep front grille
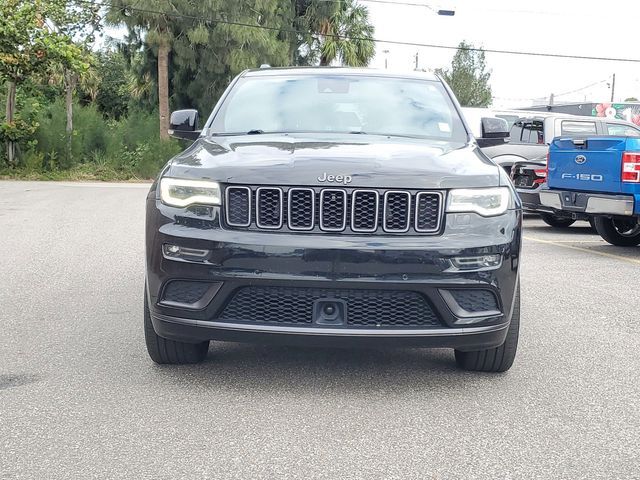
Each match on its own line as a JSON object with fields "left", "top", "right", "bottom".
{"left": 224, "top": 186, "right": 443, "bottom": 235}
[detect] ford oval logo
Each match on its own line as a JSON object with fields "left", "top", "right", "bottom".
{"left": 575, "top": 155, "right": 587, "bottom": 165}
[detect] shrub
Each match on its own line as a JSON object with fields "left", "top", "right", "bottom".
{"left": 24, "top": 102, "right": 182, "bottom": 179}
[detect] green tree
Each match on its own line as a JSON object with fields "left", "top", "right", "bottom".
{"left": 113, "top": 33, "right": 158, "bottom": 112}
{"left": 109, "top": 0, "right": 375, "bottom": 116}
{"left": 171, "top": 0, "right": 294, "bottom": 113}
{"left": 110, "top": 0, "right": 296, "bottom": 116}
{"left": 78, "top": 50, "right": 130, "bottom": 120}
{"left": 107, "top": 0, "right": 176, "bottom": 139}
{"left": 301, "top": 0, "right": 375, "bottom": 66}
{"left": 47, "top": 1, "right": 100, "bottom": 161}
{"left": 436, "top": 41, "right": 492, "bottom": 107}
{"left": 624, "top": 97, "right": 638, "bottom": 102}
{"left": 0, "top": 0, "right": 84, "bottom": 166}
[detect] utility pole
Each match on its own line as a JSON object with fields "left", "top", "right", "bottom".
{"left": 610, "top": 73, "right": 616, "bottom": 102}
{"left": 383, "top": 49, "right": 389, "bottom": 69}
{"left": 414, "top": 51, "right": 419, "bottom": 70}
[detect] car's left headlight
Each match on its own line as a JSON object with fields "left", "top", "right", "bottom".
{"left": 446, "top": 187, "right": 510, "bottom": 217}
{"left": 159, "top": 178, "right": 221, "bottom": 207}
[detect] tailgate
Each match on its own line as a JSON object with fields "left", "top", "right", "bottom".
{"left": 547, "top": 137, "right": 626, "bottom": 192}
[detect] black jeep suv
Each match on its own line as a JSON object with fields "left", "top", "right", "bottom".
{"left": 145, "top": 67, "right": 522, "bottom": 372}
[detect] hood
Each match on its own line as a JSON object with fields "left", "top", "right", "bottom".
{"left": 167, "top": 133, "right": 500, "bottom": 189}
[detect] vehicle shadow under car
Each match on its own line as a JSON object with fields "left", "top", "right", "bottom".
{"left": 149, "top": 342, "right": 514, "bottom": 394}
{"left": 523, "top": 224, "right": 596, "bottom": 235}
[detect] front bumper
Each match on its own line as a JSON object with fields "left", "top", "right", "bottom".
{"left": 540, "top": 190, "right": 636, "bottom": 216}
{"left": 151, "top": 311, "right": 511, "bottom": 349}
{"left": 146, "top": 195, "right": 522, "bottom": 350}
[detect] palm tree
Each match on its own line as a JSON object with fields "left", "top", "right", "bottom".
{"left": 47, "top": 57, "right": 99, "bottom": 160}
{"left": 305, "top": 0, "right": 375, "bottom": 67}
{"left": 107, "top": 1, "right": 175, "bottom": 140}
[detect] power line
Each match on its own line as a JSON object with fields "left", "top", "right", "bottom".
{"left": 318, "top": 0, "right": 415, "bottom": 7}
{"left": 494, "top": 79, "right": 612, "bottom": 103}
{"left": 329, "top": 0, "right": 578, "bottom": 16}
{"left": 320, "top": 0, "right": 443, "bottom": 8}
{"left": 554, "top": 79, "right": 610, "bottom": 97}
{"left": 355, "top": 0, "right": 617, "bottom": 20}
{"left": 79, "top": 0, "right": 640, "bottom": 64}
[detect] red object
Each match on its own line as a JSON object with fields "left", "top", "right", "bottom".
{"left": 595, "top": 103, "right": 612, "bottom": 117}
{"left": 622, "top": 152, "right": 640, "bottom": 182}
{"left": 544, "top": 152, "right": 549, "bottom": 178}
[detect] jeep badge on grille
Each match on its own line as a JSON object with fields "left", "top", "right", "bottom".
{"left": 317, "top": 172, "right": 352, "bottom": 184}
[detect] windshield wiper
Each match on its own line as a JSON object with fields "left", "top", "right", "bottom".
{"left": 246, "top": 129, "right": 264, "bottom": 135}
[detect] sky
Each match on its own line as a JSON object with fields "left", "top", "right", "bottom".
{"left": 364, "top": 0, "right": 640, "bottom": 108}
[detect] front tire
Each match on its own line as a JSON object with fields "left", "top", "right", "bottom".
{"left": 540, "top": 213, "right": 575, "bottom": 228}
{"left": 455, "top": 285, "right": 520, "bottom": 373}
{"left": 144, "top": 291, "right": 209, "bottom": 364}
{"left": 594, "top": 216, "right": 640, "bottom": 246}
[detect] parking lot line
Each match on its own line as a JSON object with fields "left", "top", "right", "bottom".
{"left": 535, "top": 240, "right": 603, "bottom": 243}
{"left": 523, "top": 235, "right": 640, "bottom": 265}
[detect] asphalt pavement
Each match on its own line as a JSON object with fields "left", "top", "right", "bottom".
{"left": 1, "top": 181, "right": 639, "bottom": 479}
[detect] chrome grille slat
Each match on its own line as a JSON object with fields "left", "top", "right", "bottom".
{"left": 351, "top": 190, "right": 379, "bottom": 232}
{"left": 224, "top": 186, "right": 443, "bottom": 235}
{"left": 383, "top": 191, "right": 411, "bottom": 232}
{"left": 320, "top": 189, "right": 347, "bottom": 231}
{"left": 256, "top": 187, "right": 283, "bottom": 229}
{"left": 288, "top": 188, "right": 315, "bottom": 230}
{"left": 415, "top": 191, "right": 443, "bottom": 233}
{"left": 225, "top": 186, "right": 251, "bottom": 227}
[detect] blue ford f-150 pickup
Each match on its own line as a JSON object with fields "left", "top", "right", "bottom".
{"left": 539, "top": 136, "right": 640, "bottom": 246}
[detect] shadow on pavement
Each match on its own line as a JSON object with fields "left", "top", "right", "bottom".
{"left": 149, "top": 343, "right": 512, "bottom": 394}
{"left": 522, "top": 224, "right": 597, "bottom": 236}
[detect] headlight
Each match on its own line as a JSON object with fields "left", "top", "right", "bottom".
{"left": 446, "top": 187, "right": 510, "bottom": 217}
{"left": 159, "top": 178, "right": 221, "bottom": 207}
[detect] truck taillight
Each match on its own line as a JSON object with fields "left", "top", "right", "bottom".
{"left": 532, "top": 168, "right": 547, "bottom": 186}
{"left": 544, "top": 152, "right": 549, "bottom": 178}
{"left": 622, "top": 152, "right": 640, "bottom": 183}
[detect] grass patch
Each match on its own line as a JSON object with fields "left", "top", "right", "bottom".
{"left": 0, "top": 164, "right": 154, "bottom": 182}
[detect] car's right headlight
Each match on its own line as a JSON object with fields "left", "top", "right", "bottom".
{"left": 159, "top": 178, "right": 221, "bottom": 207}
{"left": 446, "top": 187, "right": 510, "bottom": 217}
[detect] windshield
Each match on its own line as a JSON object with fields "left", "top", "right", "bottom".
{"left": 209, "top": 74, "right": 467, "bottom": 142}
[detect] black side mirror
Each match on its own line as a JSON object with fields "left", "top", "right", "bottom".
{"left": 169, "top": 109, "right": 201, "bottom": 140}
{"left": 477, "top": 117, "right": 510, "bottom": 147}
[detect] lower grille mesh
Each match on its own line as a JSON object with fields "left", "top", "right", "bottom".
{"left": 219, "top": 286, "right": 441, "bottom": 328}
{"left": 449, "top": 289, "right": 498, "bottom": 312}
{"left": 163, "top": 281, "right": 211, "bottom": 305}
